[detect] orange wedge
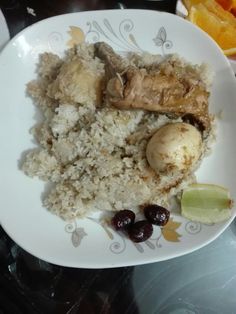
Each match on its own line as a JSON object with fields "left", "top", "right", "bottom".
{"left": 185, "top": 0, "right": 236, "bottom": 28}
{"left": 187, "top": 2, "right": 236, "bottom": 56}
{"left": 188, "top": 4, "right": 222, "bottom": 37}
{"left": 231, "top": 6, "right": 236, "bottom": 16}
{"left": 216, "top": 0, "right": 236, "bottom": 16}
{"left": 205, "top": 0, "right": 236, "bottom": 27}
{"left": 216, "top": 0, "right": 234, "bottom": 10}
{"left": 182, "top": 0, "right": 203, "bottom": 11}
{"left": 183, "top": 0, "right": 236, "bottom": 16}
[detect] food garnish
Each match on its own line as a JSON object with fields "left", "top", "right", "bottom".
{"left": 181, "top": 183, "right": 233, "bottom": 223}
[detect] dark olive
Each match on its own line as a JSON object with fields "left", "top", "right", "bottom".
{"left": 128, "top": 220, "right": 153, "bottom": 243}
{"left": 111, "top": 210, "right": 135, "bottom": 230}
{"left": 144, "top": 204, "right": 170, "bottom": 226}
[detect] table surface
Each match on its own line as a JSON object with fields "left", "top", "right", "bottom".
{"left": 1, "top": 1, "right": 236, "bottom": 313}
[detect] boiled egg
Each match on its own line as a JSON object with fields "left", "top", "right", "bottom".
{"left": 146, "top": 122, "right": 203, "bottom": 175}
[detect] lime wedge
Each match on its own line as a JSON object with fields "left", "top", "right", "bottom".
{"left": 181, "top": 184, "right": 233, "bottom": 224}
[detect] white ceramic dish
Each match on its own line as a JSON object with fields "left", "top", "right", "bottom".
{"left": 0, "top": 9, "right": 236, "bottom": 268}
{"left": 176, "top": 0, "right": 236, "bottom": 74}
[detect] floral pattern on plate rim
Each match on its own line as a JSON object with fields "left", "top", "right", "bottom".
{"left": 65, "top": 18, "right": 173, "bottom": 55}
{"left": 65, "top": 218, "right": 204, "bottom": 253}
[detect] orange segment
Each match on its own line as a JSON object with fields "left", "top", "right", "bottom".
{"left": 218, "top": 27, "right": 236, "bottom": 50}
{"left": 205, "top": 0, "right": 236, "bottom": 28}
{"left": 182, "top": 0, "right": 203, "bottom": 11}
{"left": 213, "top": 0, "right": 236, "bottom": 16}
{"left": 185, "top": 0, "right": 236, "bottom": 28}
{"left": 183, "top": 0, "right": 236, "bottom": 14}
{"left": 188, "top": 5, "right": 220, "bottom": 37}
{"left": 187, "top": 2, "right": 236, "bottom": 56}
{"left": 216, "top": 0, "right": 234, "bottom": 10}
{"left": 231, "top": 7, "right": 236, "bottom": 17}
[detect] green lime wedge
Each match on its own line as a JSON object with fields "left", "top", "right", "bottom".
{"left": 181, "top": 183, "right": 233, "bottom": 224}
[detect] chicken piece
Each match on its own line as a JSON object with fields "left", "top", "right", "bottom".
{"left": 95, "top": 42, "right": 211, "bottom": 132}
{"left": 107, "top": 68, "right": 210, "bottom": 131}
{"left": 47, "top": 56, "right": 104, "bottom": 106}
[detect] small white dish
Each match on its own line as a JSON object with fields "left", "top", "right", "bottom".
{"left": 0, "top": 9, "right": 236, "bottom": 268}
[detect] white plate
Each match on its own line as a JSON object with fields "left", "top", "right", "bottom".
{"left": 176, "top": 0, "right": 236, "bottom": 74}
{"left": 0, "top": 9, "right": 236, "bottom": 268}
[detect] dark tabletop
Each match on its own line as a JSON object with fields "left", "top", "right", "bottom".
{"left": 1, "top": 0, "right": 177, "bottom": 37}
{"left": 1, "top": 1, "right": 236, "bottom": 314}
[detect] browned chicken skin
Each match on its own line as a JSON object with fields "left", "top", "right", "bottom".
{"left": 95, "top": 42, "right": 211, "bottom": 133}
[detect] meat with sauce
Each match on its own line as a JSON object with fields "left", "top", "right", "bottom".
{"left": 95, "top": 42, "right": 211, "bottom": 133}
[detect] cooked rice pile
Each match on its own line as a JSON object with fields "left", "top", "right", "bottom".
{"left": 22, "top": 43, "right": 213, "bottom": 220}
